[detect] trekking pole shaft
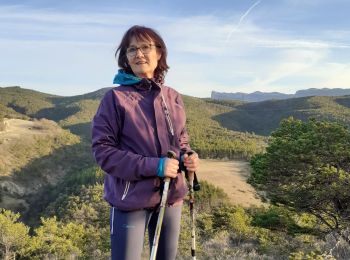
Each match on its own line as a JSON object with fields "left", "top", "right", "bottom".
{"left": 150, "top": 177, "right": 170, "bottom": 260}
{"left": 188, "top": 171, "right": 196, "bottom": 260}
{"left": 150, "top": 151, "right": 176, "bottom": 260}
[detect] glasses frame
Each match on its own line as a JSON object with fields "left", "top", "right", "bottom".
{"left": 126, "top": 44, "right": 159, "bottom": 58}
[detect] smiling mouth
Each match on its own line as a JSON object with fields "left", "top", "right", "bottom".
{"left": 136, "top": 61, "right": 147, "bottom": 65}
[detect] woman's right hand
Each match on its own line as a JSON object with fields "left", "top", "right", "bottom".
{"left": 163, "top": 158, "right": 179, "bottom": 178}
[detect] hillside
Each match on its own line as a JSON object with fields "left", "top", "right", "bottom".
{"left": 0, "top": 86, "right": 268, "bottom": 158}
{"left": 0, "top": 118, "right": 83, "bottom": 214}
{"left": 0, "top": 87, "right": 103, "bottom": 140}
{"left": 0, "top": 86, "right": 56, "bottom": 116}
{"left": 211, "top": 95, "right": 350, "bottom": 135}
{"left": 182, "top": 95, "right": 267, "bottom": 158}
{"left": 3, "top": 86, "right": 350, "bottom": 147}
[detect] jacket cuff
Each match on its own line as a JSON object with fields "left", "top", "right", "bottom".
{"left": 157, "top": 157, "right": 166, "bottom": 177}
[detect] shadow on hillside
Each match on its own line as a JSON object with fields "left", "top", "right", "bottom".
{"left": 35, "top": 105, "right": 80, "bottom": 121}
{"left": 64, "top": 122, "right": 92, "bottom": 142}
{"left": 1, "top": 140, "right": 96, "bottom": 227}
{"left": 211, "top": 97, "right": 313, "bottom": 136}
{"left": 335, "top": 96, "right": 350, "bottom": 108}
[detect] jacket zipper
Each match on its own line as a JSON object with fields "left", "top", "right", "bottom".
{"left": 160, "top": 90, "right": 174, "bottom": 136}
{"left": 121, "top": 181, "right": 130, "bottom": 200}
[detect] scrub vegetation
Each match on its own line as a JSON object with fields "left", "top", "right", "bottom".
{"left": 0, "top": 86, "right": 349, "bottom": 259}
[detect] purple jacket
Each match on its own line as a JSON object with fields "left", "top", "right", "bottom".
{"left": 91, "top": 79, "right": 190, "bottom": 211}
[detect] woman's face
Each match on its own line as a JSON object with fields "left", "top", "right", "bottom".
{"left": 126, "top": 36, "right": 161, "bottom": 79}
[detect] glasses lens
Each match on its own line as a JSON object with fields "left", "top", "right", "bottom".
{"left": 126, "top": 44, "right": 156, "bottom": 57}
{"left": 126, "top": 47, "right": 137, "bottom": 57}
{"left": 140, "top": 44, "right": 151, "bottom": 54}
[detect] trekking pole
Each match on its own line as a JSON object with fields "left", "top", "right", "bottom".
{"left": 186, "top": 151, "right": 197, "bottom": 260}
{"left": 150, "top": 150, "right": 177, "bottom": 260}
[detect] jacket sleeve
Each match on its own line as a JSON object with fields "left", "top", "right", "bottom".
{"left": 91, "top": 90, "right": 160, "bottom": 181}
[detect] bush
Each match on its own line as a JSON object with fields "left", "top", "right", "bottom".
{"left": 251, "top": 206, "right": 301, "bottom": 234}
{"left": 194, "top": 180, "right": 230, "bottom": 211}
{"left": 211, "top": 205, "right": 253, "bottom": 244}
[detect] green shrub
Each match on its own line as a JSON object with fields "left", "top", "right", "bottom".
{"left": 211, "top": 205, "right": 253, "bottom": 244}
{"left": 251, "top": 206, "right": 300, "bottom": 234}
{"left": 194, "top": 180, "right": 230, "bottom": 211}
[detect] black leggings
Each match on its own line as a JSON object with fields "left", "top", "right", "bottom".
{"left": 110, "top": 205, "right": 182, "bottom": 260}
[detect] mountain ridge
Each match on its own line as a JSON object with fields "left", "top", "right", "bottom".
{"left": 212, "top": 87, "right": 350, "bottom": 102}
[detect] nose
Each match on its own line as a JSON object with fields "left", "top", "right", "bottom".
{"left": 135, "top": 48, "right": 144, "bottom": 58}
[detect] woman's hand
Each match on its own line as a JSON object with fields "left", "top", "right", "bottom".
{"left": 183, "top": 152, "right": 199, "bottom": 172}
{"left": 163, "top": 158, "right": 179, "bottom": 178}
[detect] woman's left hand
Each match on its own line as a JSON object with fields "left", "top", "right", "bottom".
{"left": 183, "top": 152, "right": 199, "bottom": 172}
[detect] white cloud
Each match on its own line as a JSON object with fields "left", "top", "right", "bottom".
{"left": 246, "top": 49, "right": 327, "bottom": 87}
{"left": 1, "top": 3, "right": 350, "bottom": 97}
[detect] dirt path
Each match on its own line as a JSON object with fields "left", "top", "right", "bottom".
{"left": 198, "top": 159, "right": 264, "bottom": 207}
{"left": 0, "top": 119, "right": 50, "bottom": 139}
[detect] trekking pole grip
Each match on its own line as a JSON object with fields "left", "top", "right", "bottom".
{"left": 186, "top": 151, "right": 195, "bottom": 179}
{"left": 185, "top": 151, "right": 200, "bottom": 191}
{"left": 165, "top": 150, "right": 177, "bottom": 181}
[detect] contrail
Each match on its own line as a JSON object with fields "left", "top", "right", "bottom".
{"left": 225, "top": 0, "right": 262, "bottom": 43}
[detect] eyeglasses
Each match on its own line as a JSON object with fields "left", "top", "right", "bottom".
{"left": 126, "top": 44, "right": 158, "bottom": 58}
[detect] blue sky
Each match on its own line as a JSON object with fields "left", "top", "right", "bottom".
{"left": 1, "top": 0, "right": 350, "bottom": 97}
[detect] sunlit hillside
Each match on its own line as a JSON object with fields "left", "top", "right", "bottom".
{"left": 210, "top": 95, "right": 350, "bottom": 135}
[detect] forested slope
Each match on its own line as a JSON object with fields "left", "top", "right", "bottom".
{"left": 211, "top": 95, "right": 350, "bottom": 135}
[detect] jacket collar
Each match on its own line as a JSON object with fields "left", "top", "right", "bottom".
{"left": 113, "top": 69, "right": 161, "bottom": 91}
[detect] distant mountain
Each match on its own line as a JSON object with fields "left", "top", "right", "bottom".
{"left": 212, "top": 88, "right": 350, "bottom": 102}
{"left": 211, "top": 91, "right": 293, "bottom": 102}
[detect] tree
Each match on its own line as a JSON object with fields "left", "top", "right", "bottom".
{"left": 250, "top": 117, "right": 350, "bottom": 242}
{"left": 24, "top": 217, "right": 83, "bottom": 259}
{"left": 0, "top": 209, "right": 30, "bottom": 260}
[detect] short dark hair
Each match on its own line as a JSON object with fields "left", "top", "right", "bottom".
{"left": 115, "top": 25, "right": 169, "bottom": 83}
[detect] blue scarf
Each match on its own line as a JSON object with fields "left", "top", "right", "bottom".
{"left": 113, "top": 70, "right": 142, "bottom": 85}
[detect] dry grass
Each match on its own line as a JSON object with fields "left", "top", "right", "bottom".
{"left": 0, "top": 118, "right": 79, "bottom": 176}
{"left": 198, "top": 159, "right": 265, "bottom": 207}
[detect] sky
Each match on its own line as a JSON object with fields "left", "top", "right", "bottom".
{"left": 1, "top": 0, "right": 350, "bottom": 98}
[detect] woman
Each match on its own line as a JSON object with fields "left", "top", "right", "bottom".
{"left": 92, "top": 25, "right": 199, "bottom": 260}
